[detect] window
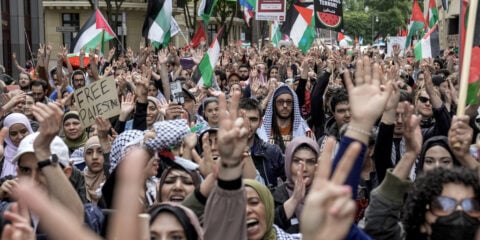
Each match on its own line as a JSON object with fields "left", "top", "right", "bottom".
{"left": 62, "top": 13, "right": 80, "bottom": 48}
{"left": 208, "top": 24, "right": 217, "bottom": 44}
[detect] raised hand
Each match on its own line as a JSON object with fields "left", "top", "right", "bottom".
{"left": 31, "top": 103, "right": 64, "bottom": 161}
{"left": 216, "top": 91, "right": 249, "bottom": 180}
{"left": 46, "top": 42, "right": 53, "bottom": 56}
{"left": 1, "top": 202, "right": 35, "bottom": 240}
{"left": 301, "top": 137, "right": 360, "bottom": 240}
{"left": 400, "top": 102, "right": 422, "bottom": 154}
{"left": 119, "top": 92, "right": 135, "bottom": 121}
{"left": 192, "top": 49, "right": 204, "bottom": 65}
{"left": 95, "top": 116, "right": 112, "bottom": 140}
{"left": 448, "top": 115, "right": 478, "bottom": 169}
{"left": 422, "top": 65, "right": 443, "bottom": 109}
{"left": 0, "top": 127, "right": 7, "bottom": 159}
{"left": 0, "top": 178, "right": 18, "bottom": 200}
{"left": 344, "top": 56, "right": 393, "bottom": 143}
{"left": 157, "top": 49, "right": 169, "bottom": 65}
{"left": 2, "top": 93, "right": 26, "bottom": 113}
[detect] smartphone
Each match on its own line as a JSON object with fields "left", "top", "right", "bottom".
{"left": 170, "top": 80, "right": 184, "bottom": 104}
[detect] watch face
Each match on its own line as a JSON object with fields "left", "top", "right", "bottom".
{"left": 51, "top": 154, "right": 59, "bottom": 165}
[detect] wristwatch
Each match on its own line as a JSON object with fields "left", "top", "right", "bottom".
{"left": 37, "top": 154, "right": 59, "bottom": 170}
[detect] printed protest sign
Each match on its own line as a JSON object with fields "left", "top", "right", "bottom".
{"left": 73, "top": 76, "right": 120, "bottom": 128}
{"left": 256, "top": 0, "right": 286, "bottom": 21}
{"left": 314, "top": 0, "right": 343, "bottom": 32}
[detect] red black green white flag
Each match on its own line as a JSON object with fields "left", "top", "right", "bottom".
{"left": 460, "top": 0, "right": 480, "bottom": 104}
{"left": 314, "top": 0, "right": 343, "bottom": 32}
{"left": 70, "top": 9, "right": 116, "bottom": 53}
{"left": 198, "top": 26, "right": 224, "bottom": 88}
{"left": 142, "top": 0, "right": 173, "bottom": 49}
{"left": 405, "top": 0, "right": 426, "bottom": 49}
{"left": 281, "top": 2, "right": 315, "bottom": 53}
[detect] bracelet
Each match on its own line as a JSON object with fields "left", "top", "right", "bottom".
{"left": 347, "top": 125, "right": 371, "bottom": 137}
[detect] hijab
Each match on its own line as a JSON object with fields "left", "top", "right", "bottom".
{"left": 416, "top": 136, "right": 460, "bottom": 175}
{"left": 148, "top": 202, "right": 204, "bottom": 240}
{"left": 244, "top": 179, "right": 276, "bottom": 240}
{"left": 147, "top": 96, "right": 164, "bottom": 128}
{"left": 2, "top": 113, "right": 34, "bottom": 178}
{"left": 63, "top": 111, "right": 88, "bottom": 153}
{"left": 284, "top": 136, "right": 320, "bottom": 218}
{"left": 83, "top": 136, "right": 106, "bottom": 204}
{"left": 158, "top": 163, "right": 202, "bottom": 202}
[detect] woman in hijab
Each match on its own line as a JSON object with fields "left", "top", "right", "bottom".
{"left": 83, "top": 136, "right": 106, "bottom": 205}
{"left": 273, "top": 137, "right": 320, "bottom": 233}
{"left": 63, "top": 111, "right": 88, "bottom": 154}
{"left": 125, "top": 96, "right": 163, "bottom": 131}
{"left": 244, "top": 179, "right": 300, "bottom": 240}
{"left": 199, "top": 97, "right": 219, "bottom": 128}
{"left": 148, "top": 202, "right": 203, "bottom": 240}
{"left": 158, "top": 163, "right": 201, "bottom": 203}
{"left": 416, "top": 136, "right": 461, "bottom": 176}
{"left": 1, "top": 113, "right": 34, "bottom": 178}
{"left": 146, "top": 96, "right": 164, "bottom": 129}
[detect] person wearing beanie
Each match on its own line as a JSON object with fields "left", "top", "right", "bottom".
{"left": 257, "top": 84, "right": 312, "bottom": 152}
{"left": 63, "top": 111, "right": 88, "bottom": 154}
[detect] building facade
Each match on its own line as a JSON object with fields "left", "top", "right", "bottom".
{"left": 0, "top": 0, "right": 245, "bottom": 76}
{"left": 1, "top": 0, "right": 44, "bottom": 77}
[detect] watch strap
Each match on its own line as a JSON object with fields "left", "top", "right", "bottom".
{"left": 37, "top": 154, "right": 58, "bottom": 169}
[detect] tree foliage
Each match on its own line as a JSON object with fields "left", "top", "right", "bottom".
{"left": 214, "top": 0, "right": 238, "bottom": 45}
{"left": 343, "top": 0, "right": 411, "bottom": 44}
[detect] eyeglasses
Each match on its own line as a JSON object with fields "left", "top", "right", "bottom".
{"left": 418, "top": 96, "right": 430, "bottom": 103}
{"left": 430, "top": 196, "right": 480, "bottom": 217}
{"left": 275, "top": 99, "right": 293, "bottom": 107}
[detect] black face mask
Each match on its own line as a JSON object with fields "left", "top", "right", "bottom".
{"left": 430, "top": 211, "right": 480, "bottom": 240}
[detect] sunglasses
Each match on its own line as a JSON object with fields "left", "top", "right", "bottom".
{"left": 418, "top": 96, "right": 430, "bottom": 103}
{"left": 430, "top": 196, "right": 480, "bottom": 217}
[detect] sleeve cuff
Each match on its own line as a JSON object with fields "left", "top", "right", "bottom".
{"left": 218, "top": 178, "right": 242, "bottom": 190}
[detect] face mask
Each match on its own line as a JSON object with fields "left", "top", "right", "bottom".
{"left": 430, "top": 211, "right": 480, "bottom": 240}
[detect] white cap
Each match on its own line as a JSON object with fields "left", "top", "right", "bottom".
{"left": 12, "top": 132, "right": 70, "bottom": 167}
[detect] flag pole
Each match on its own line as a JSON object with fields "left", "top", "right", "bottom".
{"left": 456, "top": 0, "right": 479, "bottom": 116}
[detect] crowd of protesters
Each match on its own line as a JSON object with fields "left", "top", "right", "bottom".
{"left": 0, "top": 37, "right": 479, "bottom": 240}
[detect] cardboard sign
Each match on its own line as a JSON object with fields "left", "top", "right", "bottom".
{"left": 73, "top": 77, "right": 120, "bottom": 128}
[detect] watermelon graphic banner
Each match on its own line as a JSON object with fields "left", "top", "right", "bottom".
{"left": 314, "top": 0, "right": 343, "bottom": 32}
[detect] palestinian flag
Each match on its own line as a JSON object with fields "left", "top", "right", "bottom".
{"left": 460, "top": 0, "right": 480, "bottom": 104}
{"left": 198, "top": 26, "right": 224, "bottom": 88}
{"left": 338, "top": 34, "right": 354, "bottom": 48}
{"left": 414, "top": 24, "right": 440, "bottom": 61}
{"left": 405, "top": 0, "right": 426, "bottom": 49}
{"left": 142, "top": 0, "right": 172, "bottom": 49}
{"left": 281, "top": 2, "right": 315, "bottom": 53}
{"left": 427, "top": 0, "right": 439, "bottom": 28}
{"left": 271, "top": 21, "right": 282, "bottom": 46}
{"left": 198, "top": 0, "right": 218, "bottom": 23}
{"left": 70, "top": 9, "right": 116, "bottom": 53}
{"left": 189, "top": 22, "right": 207, "bottom": 49}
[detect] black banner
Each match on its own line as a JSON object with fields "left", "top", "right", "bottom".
{"left": 314, "top": 0, "right": 343, "bottom": 32}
